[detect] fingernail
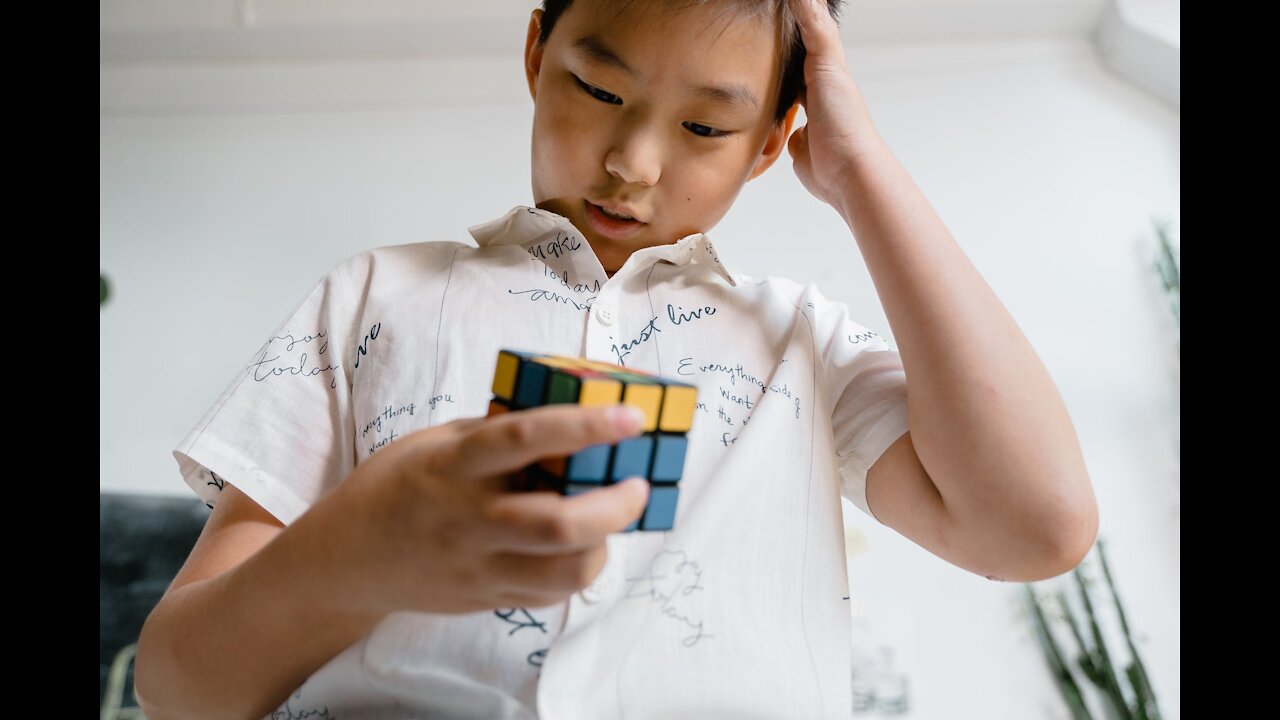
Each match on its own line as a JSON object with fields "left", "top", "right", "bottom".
{"left": 609, "top": 405, "right": 646, "bottom": 434}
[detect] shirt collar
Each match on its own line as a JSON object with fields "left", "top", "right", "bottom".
{"left": 468, "top": 205, "right": 740, "bottom": 287}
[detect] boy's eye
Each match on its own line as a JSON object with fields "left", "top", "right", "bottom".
{"left": 574, "top": 76, "right": 731, "bottom": 139}
{"left": 575, "top": 77, "right": 621, "bottom": 105}
{"left": 684, "top": 123, "right": 729, "bottom": 139}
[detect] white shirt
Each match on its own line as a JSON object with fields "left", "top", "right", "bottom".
{"left": 173, "top": 204, "right": 910, "bottom": 719}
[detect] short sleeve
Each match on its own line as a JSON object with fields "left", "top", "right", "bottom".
{"left": 171, "top": 255, "right": 366, "bottom": 526}
{"left": 810, "top": 287, "right": 910, "bottom": 523}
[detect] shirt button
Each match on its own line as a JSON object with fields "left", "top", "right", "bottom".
{"left": 594, "top": 305, "right": 616, "bottom": 326}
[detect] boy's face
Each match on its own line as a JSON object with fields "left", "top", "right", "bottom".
{"left": 524, "top": 0, "right": 800, "bottom": 276}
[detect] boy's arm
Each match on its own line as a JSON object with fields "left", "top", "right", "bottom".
{"left": 138, "top": 403, "right": 653, "bottom": 718}
{"left": 134, "top": 482, "right": 384, "bottom": 720}
{"left": 840, "top": 138, "right": 1097, "bottom": 584}
{"left": 784, "top": 0, "right": 1097, "bottom": 582}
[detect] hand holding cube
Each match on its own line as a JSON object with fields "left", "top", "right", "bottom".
{"left": 488, "top": 349, "right": 697, "bottom": 532}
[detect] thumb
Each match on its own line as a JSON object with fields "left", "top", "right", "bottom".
{"left": 617, "top": 475, "right": 650, "bottom": 497}
{"left": 615, "top": 476, "right": 650, "bottom": 514}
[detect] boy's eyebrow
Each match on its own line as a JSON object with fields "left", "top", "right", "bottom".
{"left": 571, "top": 35, "right": 760, "bottom": 111}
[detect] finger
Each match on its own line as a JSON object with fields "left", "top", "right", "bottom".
{"left": 451, "top": 403, "right": 647, "bottom": 481}
{"left": 480, "top": 476, "right": 650, "bottom": 555}
{"left": 397, "top": 415, "right": 486, "bottom": 449}
{"left": 438, "top": 416, "right": 487, "bottom": 438}
{"left": 788, "top": 124, "right": 808, "bottom": 157}
{"left": 789, "top": 0, "right": 845, "bottom": 63}
{"left": 486, "top": 543, "right": 609, "bottom": 597}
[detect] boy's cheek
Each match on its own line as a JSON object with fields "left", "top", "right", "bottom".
{"left": 532, "top": 119, "right": 597, "bottom": 186}
{"left": 537, "top": 108, "right": 599, "bottom": 153}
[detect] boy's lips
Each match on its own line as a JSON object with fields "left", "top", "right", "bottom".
{"left": 584, "top": 199, "right": 647, "bottom": 241}
{"left": 588, "top": 199, "right": 645, "bottom": 223}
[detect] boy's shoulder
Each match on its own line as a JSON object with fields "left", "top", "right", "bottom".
{"left": 739, "top": 274, "right": 887, "bottom": 338}
{"left": 342, "top": 239, "right": 474, "bottom": 267}
{"left": 321, "top": 239, "right": 477, "bottom": 283}
{"left": 730, "top": 272, "right": 828, "bottom": 302}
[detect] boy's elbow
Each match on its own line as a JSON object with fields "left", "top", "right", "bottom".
{"left": 134, "top": 693, "right": 172, "bottom": 720}
{"left": 133, "top": 674, "right": 174, "bottom": 720}
{"left": 1044, "top": 486, "right": 1100, "bottom": 578}
{"left": 996, "top": 484, "right": 1099, "bottom": 583}
{"left": 132, "top": 619, "right": 160, "bottom": 717}
{"left": 133, "top": 607, "right": 178, "bottom": 720}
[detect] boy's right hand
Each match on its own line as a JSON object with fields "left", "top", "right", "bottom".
{"left": 325, "top": 404, "right": 651, "bottom": 617}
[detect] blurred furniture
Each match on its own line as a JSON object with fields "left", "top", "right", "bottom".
{"left": 100, "top": 492, "right": 209, "bottom": 713}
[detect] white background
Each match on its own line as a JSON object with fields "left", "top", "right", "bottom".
{"left": 100, "top": 2, "right": 1179, "bottom": 718}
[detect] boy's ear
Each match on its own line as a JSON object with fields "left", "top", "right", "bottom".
{"left": 747, "top": 101, "right": 802, "bottom": 182}
{"left": 525, "top": 9, "right": 546, "bottom": 102}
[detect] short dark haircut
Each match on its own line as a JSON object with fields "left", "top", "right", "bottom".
{"left": 536, "top": 0, "right": 846, "bottom": 124}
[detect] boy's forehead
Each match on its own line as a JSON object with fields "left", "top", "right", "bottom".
{"left": 560, "top": 0, "right": 777, "bottom": 47}
{"left": 553, "top": 0, "right": 782, "bottom": 102}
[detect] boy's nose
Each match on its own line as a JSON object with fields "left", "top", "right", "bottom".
{"left": 604, "top": 134, "right": 661, "bottom": 188}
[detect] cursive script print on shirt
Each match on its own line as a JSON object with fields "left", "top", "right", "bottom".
{"left": 621, "top": 547, "right": 714, "bottom": 648}
{"left": 493, "top": 607, "right": 554, "bottom": 674}
{"left": 248, "top": 330, "right": 340, "bottom": 389}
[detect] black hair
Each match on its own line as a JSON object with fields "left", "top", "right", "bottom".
{"left": 536, "top": 0, "right": 846, "bottom": 124}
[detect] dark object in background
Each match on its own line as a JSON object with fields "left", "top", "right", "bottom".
{"left": 100, "top": 493, "right": 209, "bottom": 710}
{"left": 101, "top": 273, "right": 110, "bottom": 306}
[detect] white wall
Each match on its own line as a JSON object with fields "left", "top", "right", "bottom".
{"left": 100, "top": 12, "right": 1179, "bottom": 720}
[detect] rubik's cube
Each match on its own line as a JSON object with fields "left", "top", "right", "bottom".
{"left": 488, "top": 349, "right": 697, "bottom": 532}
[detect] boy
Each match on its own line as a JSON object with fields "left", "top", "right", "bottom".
{"left": 136, "top": 0, "right": 1098, "bottom": 718}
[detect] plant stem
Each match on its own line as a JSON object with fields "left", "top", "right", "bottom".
{"left": 1025, "top": 585, "right": 1093, "bottom": 720}
{"left": 1074, "top": 565, "right": 1134, "bottom": 720}
{"left": 1096, "top": 539, "right": 1162, "bottom": 720}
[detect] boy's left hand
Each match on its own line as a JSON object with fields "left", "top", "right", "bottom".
{"left": 785, "top": 0, "right": 883, "bottom": 209}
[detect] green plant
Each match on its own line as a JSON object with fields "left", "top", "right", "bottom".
{"left": 1150, "top": 217, "right": 1179, "bottom": 338}
{"left": 1023, "top": 539, "right": 1162, "bottom": 720}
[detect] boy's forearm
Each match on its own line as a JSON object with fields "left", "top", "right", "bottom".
{"left": 834, "top": 139, "right": 1096, "bottom": 566}
{"left": 134, "top": 504, "right": 386, "bottom": 720}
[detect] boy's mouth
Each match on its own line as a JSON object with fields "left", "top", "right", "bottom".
{"left": 584, "top": 200, "right": 647, "bottom": 240}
